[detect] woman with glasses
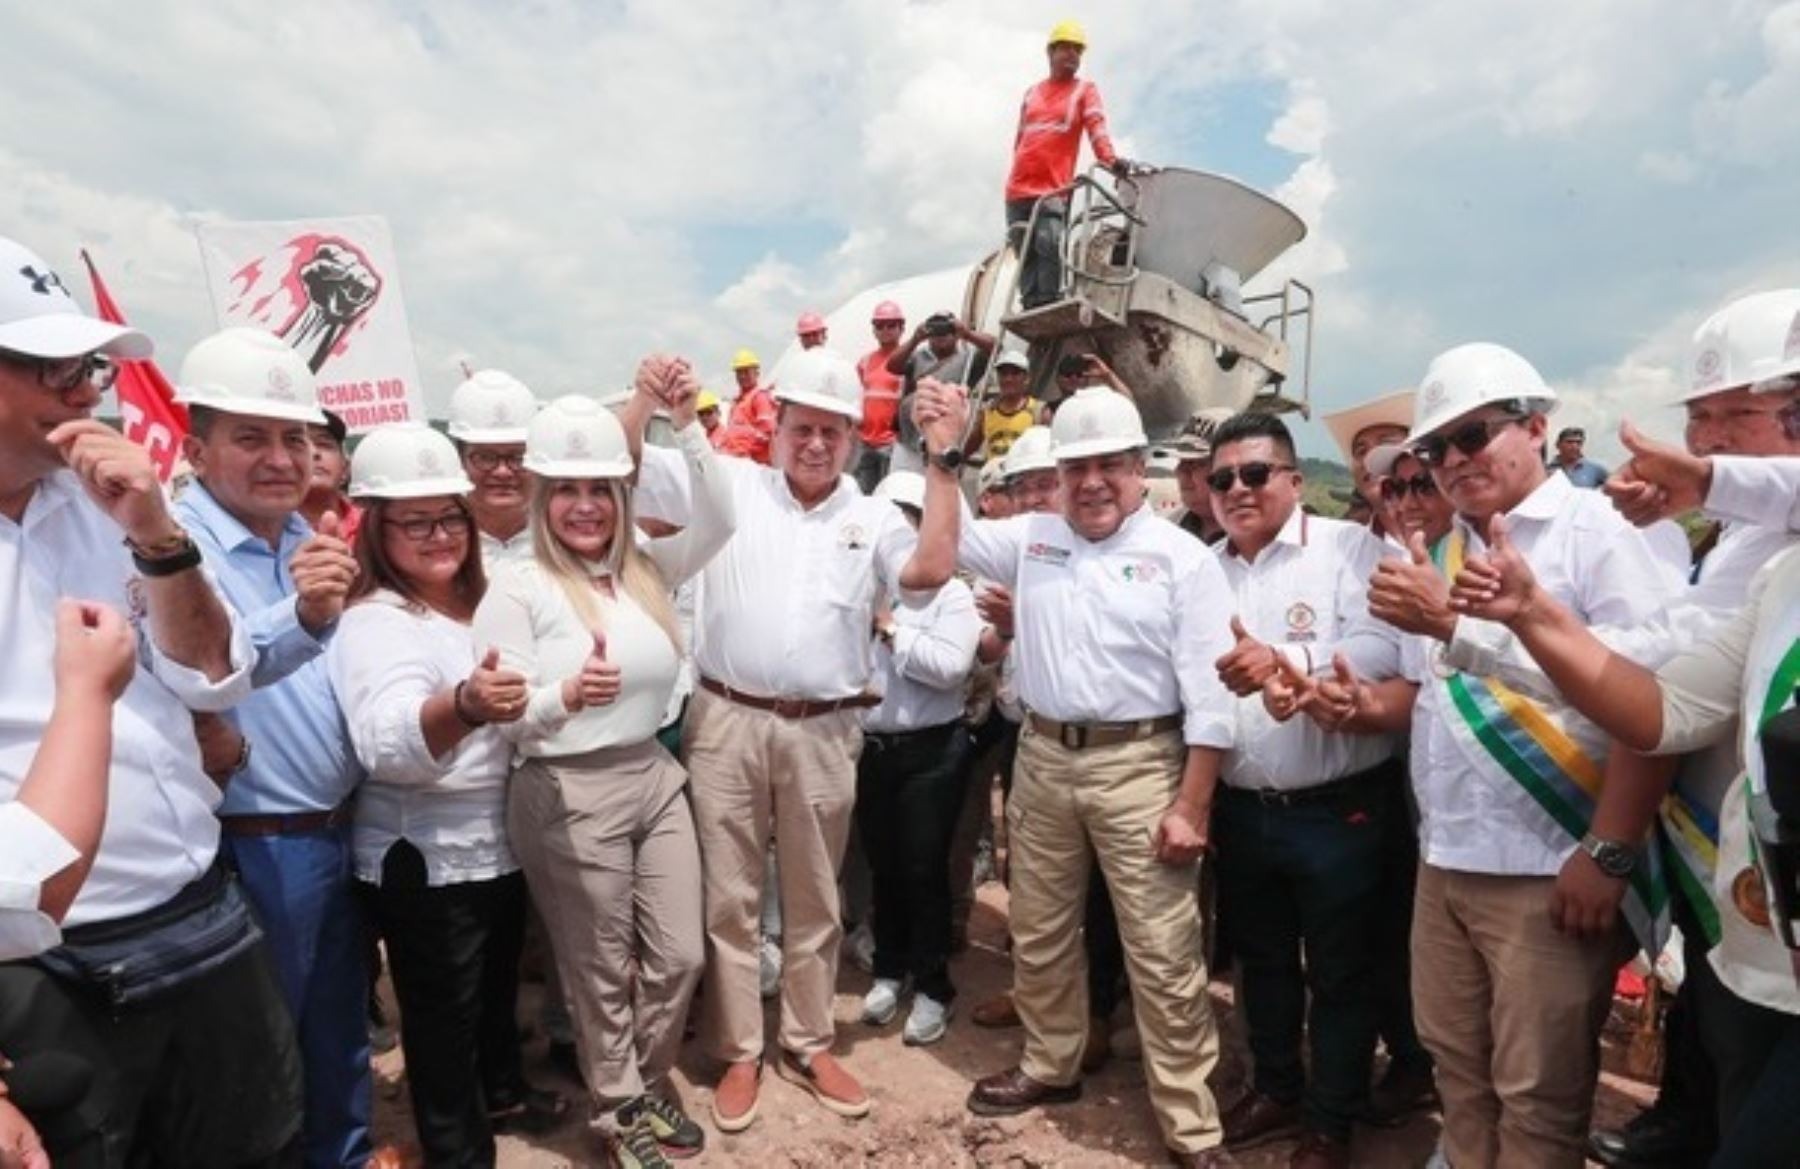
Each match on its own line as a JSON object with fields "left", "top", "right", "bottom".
{"left": 472, "top": 364, "right": 734, "bottom": 1169}
{"left": 327, "top": 424, "right": 566, "bottom": 1168}
{"left": 1367, "top": 444, "right": 1455, "bottom": 550}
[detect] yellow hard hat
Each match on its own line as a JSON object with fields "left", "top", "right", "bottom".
{"left": 1047, "top": 19, "right": 1087, "bottom": 48}
{"left": 731, "top": 348, "right": 760, "bottom": 371}
{"left": 697, "top": 390, "right": 721, "bottom": 412}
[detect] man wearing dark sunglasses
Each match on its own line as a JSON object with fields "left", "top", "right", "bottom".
{"left": 1202, "top": 412, "right": 1406, "bottom": 1168}
{"left": 1368, "top": 342, "right": 1687, "bottom": 1169}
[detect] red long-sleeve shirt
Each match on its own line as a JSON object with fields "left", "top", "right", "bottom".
{"left": 1005, "top": 77, "right": 1117, "bottom": 202}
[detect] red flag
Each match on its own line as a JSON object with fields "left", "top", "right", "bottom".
{"left": 81, "top": 251, "right": 188, "bottom": 482}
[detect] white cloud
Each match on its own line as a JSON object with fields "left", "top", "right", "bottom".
{"left": 1637, "top": 150, "right": 1700, "bottom": 184}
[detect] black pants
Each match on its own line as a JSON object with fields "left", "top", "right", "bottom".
{"left": 1371, "top": 768, "right": 1431, "bottom": 1070}
{"left": 357, "top": 842, "right": 529, "bottom": 1169}
{"left": 1690, "top": 948, "right": 1800, "bottom": 1167}
{"left": 1215, "top": 765, "right": 1394, "bottom": 1140}
{"left": 858, "top": 722, "right": 972, "bottom": 1002}
{"left": 1005, "top": 197, "right": 1066, "bottom": 308}
{"left": 1084, "top": 866, "right": 1127, "bottom": 1019}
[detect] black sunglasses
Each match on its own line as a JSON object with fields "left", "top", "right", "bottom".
{"left": 1413, "top": 415, "right": 1526, "bottom": 468}
{"left": 1379, "top": 472, "right": 1439, "bottom": 502}
{"left": 1, "top": 349, "right": 118, "bottom": 395}
{"left": 1206, "top": 461, "right": 1293, "bottom": 493}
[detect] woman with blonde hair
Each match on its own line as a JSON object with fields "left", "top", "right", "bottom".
{"left": 473, "top": 363, "right": 733, "bottom": 1169}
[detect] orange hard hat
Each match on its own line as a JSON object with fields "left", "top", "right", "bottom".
{"left": 871, "top": 300, "right": 905, "bottom": 323}
{"left": 796, "top": 311, "right": 827, "bottom": 336}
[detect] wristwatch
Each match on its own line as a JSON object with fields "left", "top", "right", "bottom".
{"left": 1579, "top": 832, "right": 1637, "bottom": 878}
{"left": 927, "top": 447, "right": 965, "bottom": 473}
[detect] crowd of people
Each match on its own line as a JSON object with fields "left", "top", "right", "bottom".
{"left": 5, "top": 17, "right": 1800, "bottom": 1169}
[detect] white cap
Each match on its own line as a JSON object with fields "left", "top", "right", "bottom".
{"left": 1364, "top": 441, "right": 1414, "bottom": 479}
{"left": 1684, "top": 290, "right": 1800, "bottom": 401}
{"left": 1050, "top": 388, "right": 1149, "bottom": 460}
{"left": 873, "top": 470, "right": 927, "bottom": 511}
{"left": 524, "top": 394, "right": 634, "bottom": 479}
{"left": 1408, "top": 342, "right": 1556, "bottom": 442}
{"left": 0, "top": 237, "right": 151, "bottom": 361}
{"left": 1146, "top": 446, "right": 1182, "bottom": 477}
{"left": 772, "top": 348, "right": 862, "bottom": 421}
{"left": 349, "top": 425, "right": 474, "bottom": 500}
{"left": 448, "top": 369, "right": 539, "bottom": 443}
{"left": 994, "top": 349, "right": 1030, "bottom": 372}
{"left": 175, "top": 327, "right": 326, "bottom": 424}
{"left": 1321, "top": 390, "right": 1413, "bottom": 467}
{"left": 1002, "top": 426, "right": 1056, "bottom": 477}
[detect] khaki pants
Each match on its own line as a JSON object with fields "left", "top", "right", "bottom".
{"left": 1411, "top": 863, "right": 1626, "bottom": 1169}
{"left": 1008, "top": 722, "right": 1223, "bottom": 1155}
{"left": 509, "top": 742, "right": 705, "bottom": 1113}
{"left": 683, "top": 687, "right": 862, "bottom": 1062}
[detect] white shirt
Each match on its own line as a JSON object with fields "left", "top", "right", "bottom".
{"left": 0, "top": 471, "right": 254, "bottom": 926}
{"left": 479, "top": 526, "right": 535, "bottom": 568}
{"left": 328, "top": 593, "right": 518, "bottom": 887}
{"left": 0, "top": 802, "right": 79, "bottom": 960}
{"left": 864, "top": 576, "right": 982, "bottom": 733}
{"left": 1215, "top": 510, "right": 1400, "bottom": 790}
{"left": 1402, "top": 472, "right": 1682, "bottom": 876}
{"left": 694, "top": 461, "right": 918, "bottom": 700}
{"left": 636, "top": 443, "right": 691, "bottom": 526}
{"left": 958, "top": 505, "right": 1235, "bottom": 748}
{"left": 1706, "top": 455, "right": 1800, "bottom": 532}
{"left": 473, "top": 424, "right": 734, "bottom": 756}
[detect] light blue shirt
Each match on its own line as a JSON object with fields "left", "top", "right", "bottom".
{"left": 176, "top": 482, "right": 362, "bottom": 816}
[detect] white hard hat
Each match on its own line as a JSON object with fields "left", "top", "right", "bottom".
{"left": 524, "top": 394, "right": 634, "bottom": 479}
{"left": 349, "top": 424, "right": 474, "bottom": 500}
{"left": 1146, "top": 445, "right": 1182, "bottom": 477}
{"left": 0, "top": 237, "right": 151, "bottom": 360}
{"left": 977, "top": 458, "right": 1008, "bottom": 493}
{"left": 1051, "top": 388, "right": 1149, "bottom": 460}
{"left": 1002, "top": 426, "right": 1056, "bottom": 478}
{"left": 1364, "top": 441, "right": 1414, "bottom": 479}
{"left": 448, "top": 369, "right": 539, "bottom": 443}
{"left": 873, "top": 470, "right": 926, "bottom": 511}
{"left": 1408, "top": 342, "right": 1556, "bottom": 442}
{"left": 1684, "top": 289, "right": 1800, "bottom": 401}
{"left": 772, "top": 348, "right": 862, "bottom": 421}
{"left": 175, "top": 327, "right": 325, "bottom": 425}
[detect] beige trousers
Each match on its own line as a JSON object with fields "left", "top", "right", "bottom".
{"left": 1008, "top": 722, "right": 1224, "bottom": 1155}
{"left": 1411, "top": 863, "right": 1627, "bottom": 1169}
{"left": 683, "top": 687, "right": 862, "bottom": 1063}
{"left": 508, "top": 742, "right": 704, "bottom": 1112}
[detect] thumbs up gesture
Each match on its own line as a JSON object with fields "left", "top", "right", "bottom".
{"left": 1449, "top": 514, "right": 1544, "bottom": 627}
{"left": 460, "top": 646, "right": 530, "bottom": 724}
{"left": 1301, "top": 652, "right": 1368, "bottom": 731}
{"left": 562, "top": 630, "right": 623, "bottom": 713}
{"left": 1214, "top": 614, "right": 1279, "bottom": 696}
{"left": 1602, "top": 419, "right": 1711, "bottom": 528}
{"left": 292, "top": 509, "right": 359, "bottom": 634}
{"left": 1260, "top": 652, "right": 1313, "bottom": 723}
{"left": 1368, "top": 529, "right": 1456, "bottom": 641}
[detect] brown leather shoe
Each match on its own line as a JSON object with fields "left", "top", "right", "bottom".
{"left": 1080, "top": 1013, "right": 1112, "bottom": 1073}
{"left": 710, "top": 1059, "right": 762, "bottom": 1133}
{"left": 1220, "top": 1090, "right": 1303, "bottom": 1150}
{"left": 1365, "top": 1058, "right": 1439, "bottom": 1126}
{"left": 1167, "top": 1147, "right": 1238, "bottom": 1168}
{"left": 1288, "top": 1132, "right": 1351, "bottom": 1169}
{"left": 775, "top": 1050, "right": 870, "bottom": 1119}
{"left": 970, "top": 992, "right": 1021, "bottom": 1028}
{"left": 965, "top": 1066, "right": 1082, "bottom": 1116}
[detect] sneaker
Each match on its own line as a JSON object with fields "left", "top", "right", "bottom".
{"left": 845, "top": 921, "right": 877, "bottom": 974}
{"left": 609, "top": 1101, "right": 673, "bottom": 1169}
{"left": 861, "top": 978, "right": 905, "bottom": 1026}
{"left": 637, "top": 1094, "right": 704, "bottom": 1159}
{"left": 710, "top": 1059, "right": 761, "bottom": 1133}
{"left": 902, "top": 993, "right": 952, "bottom": 1046}
{"left": 758, "top": 935, "right": 782, "bottom": 1000}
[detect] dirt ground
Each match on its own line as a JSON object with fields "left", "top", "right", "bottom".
{"left": 371, "top": 884, "right": 1656, "bottom": 1168}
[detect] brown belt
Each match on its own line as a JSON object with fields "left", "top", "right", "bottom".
{"left": 1027, "top": 712, "right": 1183, "bottom": 751}
{"left": 699, "top": 676, "right": 881, "bottom": 720}
{"left": 219, "top": 806, "right": 352, "bottom": 837}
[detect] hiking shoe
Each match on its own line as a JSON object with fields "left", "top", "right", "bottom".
{"left": 903, "top": 993, "right": 952, "bottom": 1046}
{"left": 758, "top": 936, "right": 782, "bottom": 999}
{"left": 608, "top": 1102, "right": 673, "bottom": 1169}
{"left": 861, "top": 978, "right": 905, "bottom": 1026}
{"left": 638, "top": 1094, "right": 703, "bottom": 1158}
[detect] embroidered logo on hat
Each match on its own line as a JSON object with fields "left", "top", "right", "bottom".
{"left": 266, "top": 367, "right": 297, "bottom": 401}
{"left": 1422, "top": 380, "right": 1446, "bottom": 409}
{"left": 19, "top": 264, "right": 67, "bottom": 297}
{"left": 1694, "top": 347, "right": 1722, "bottom": 388}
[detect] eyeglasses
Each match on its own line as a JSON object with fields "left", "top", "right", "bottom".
{"left": 1, "top": 351, "right": 119, "bottom": 395}
{"left": 465, "top": 449, "right": 526, "bottom": 472}
{"left": 1205, "top": 461, "right": 1294, "bottom": 493}
{"left": 1379, "top": 472, "right": 1439, "bottom": 502}
{"left": 391, "top": 512, "right": 472, "bottom": 542}
{"left": 1413, "top": 415, "right": 1525, "bottom": 468}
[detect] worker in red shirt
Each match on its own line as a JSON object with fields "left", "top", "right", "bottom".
{"left": 1006, "top": 20, "right": 1130, "bottom": 309}
{"left": 853, "top": 300, "right": 906, "bottom": 492}
{"left": 796, "top": 312, "right": 829, "bottom": 351}
{"left": 715, "top": 348, "right": 779, "bottom": 464}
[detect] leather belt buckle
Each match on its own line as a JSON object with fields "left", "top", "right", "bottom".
{"left": 1060, "top": 723, "right": 1086, "bottom": 750}
{"left": 772, "top": 698, "right": 807, "bottom": 719}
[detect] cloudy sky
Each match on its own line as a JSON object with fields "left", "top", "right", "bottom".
{"left": 5, "top": 0, "right": 1798, "bottom": 464}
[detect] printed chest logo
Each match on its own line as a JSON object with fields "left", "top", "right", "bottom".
{"left": 1025, "top": 541, "right": 1071, "bottom": 566}
{"left": 1119, "top": 559, "right": 1160, "bottom": 584}
{"left": 1285, "top": 601, "right": 1317, "bottom": 642}
{"left": 838, "top": 522, "right": 868, "bottom": 551}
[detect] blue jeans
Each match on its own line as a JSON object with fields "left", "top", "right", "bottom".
{"left": 225, "top": 828, "right": 373, "bottom": 1169}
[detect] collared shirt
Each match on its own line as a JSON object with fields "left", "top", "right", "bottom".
{"left": 1706, "top": 455, "right": 1800, "bottom": 532}
{"left": 478, "top": 526, "right": 535, "bottom": 569}
{"left": 1005, "top": 76, "right": 1118, "bottom": 202}
{"left": 0, "top": 802, "right": 79, "bottom": 960}
{"left": 1215, "top": 510, "right": 1399, "bottom": 790}
{"left": 856, "top": 348, "right": 904, "bottom": 449}
{"left": 1550, "top": 457, "right": 1609, "bottom": 488}
{"left": 865, "top": 577, "right": 981, "bottom": 734}
{"left": 328, "top": 593, "right": 518, "bottom": 887}
{"left": 176, "top": 481, "right": 362, "bottom": 815}
{"left": 957, "top": 505, "right": 1235, "bottom": 748}
{"left": 694, "top": 460, "right": 917, "bottom": 701}
{"left": 1401, "top": 472, "right": 1681, "bottom": 876}
{"left": 1, "top": 471, "right": 252, "bottom": 926}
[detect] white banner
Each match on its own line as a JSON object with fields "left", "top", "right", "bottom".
{"left": 196, "top": 215, "right": 426, "bottom": 432}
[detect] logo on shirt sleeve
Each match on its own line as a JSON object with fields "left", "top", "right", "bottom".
{"left": 1024, "top": 541, "right": 1071, "bottom": 566}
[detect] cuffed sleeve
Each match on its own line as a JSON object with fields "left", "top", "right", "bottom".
{"left": 146, "top": 573, "right": 256, "bottom": 712}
